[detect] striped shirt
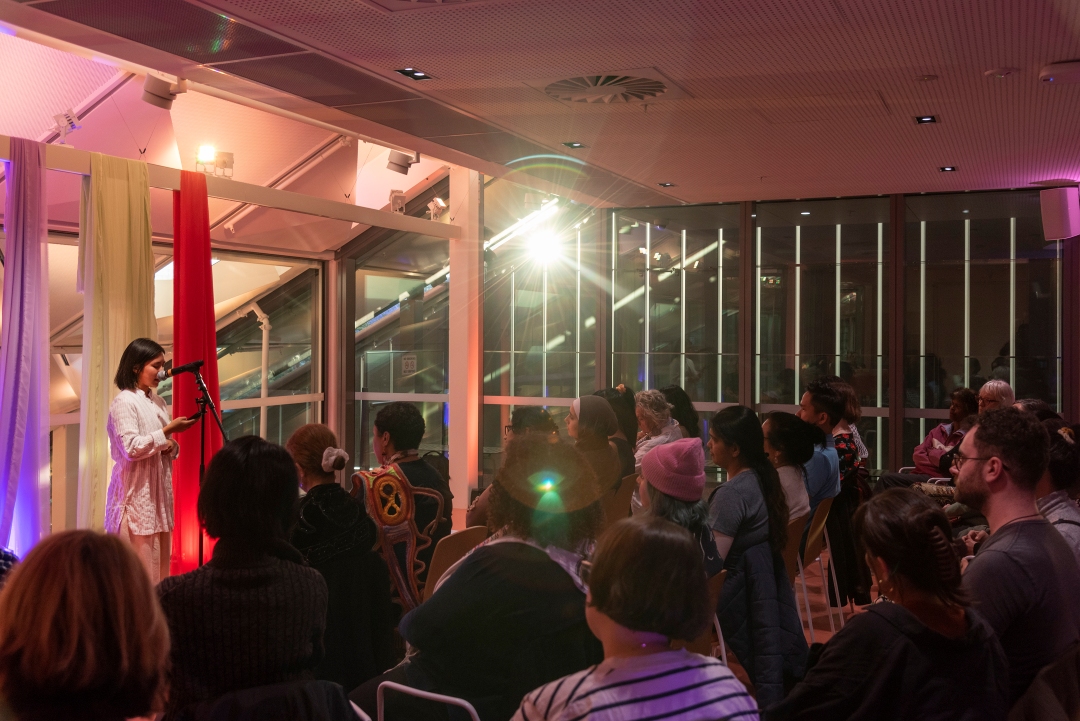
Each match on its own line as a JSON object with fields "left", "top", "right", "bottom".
{"left": 512, "top": 649, "right": 758, "bottom": 721}
{"left": 105, "top": 388, "right": 175, "bottom": 535}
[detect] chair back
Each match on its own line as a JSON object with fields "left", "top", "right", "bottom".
{"left": 673, "top": 569, "right": 727, "bottom": 656}
{"left": 352, "top": 463, "right": 446, "bottom": 613}
{"left": 378, "top": 681, "right": 481, "bottom": 721}
{"left": 423, "top": 526, "right": 490, "bottom": 601}
{"left": 601, "top": 474, "right": 639, "bottom": 531}
{"left": 1007, "top": 642, "right": 1080, "bottom": 721}
{"left": 178, "top": 680, "right": 356, "bottom": 721}
{"left": 782, "top": 514, "right": 809, "bottom": 586}
{"left": 801, "top": 496, "right": 834, "bottom": 568}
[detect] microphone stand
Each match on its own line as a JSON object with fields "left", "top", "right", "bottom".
{"left": 194, "top": 368, "right": 227, "bottom": 567}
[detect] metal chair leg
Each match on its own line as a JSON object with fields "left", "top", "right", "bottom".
{"left": 817, "top": 555, "right": 836, "bottom": 633}
{"left": 714, "top": 615, "right": 728, "bottom": 666}
{"left": 796, "top": 555, "right": 816, "bottom": 644}
{"left": 823, "top": 527, "right": 846, "bottom": 628}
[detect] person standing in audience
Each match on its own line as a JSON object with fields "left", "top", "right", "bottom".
{"left": 364, "top": 402, "right": 454, "bottom": 589}
{"left": 287, "top": 423, "right": 395, "bottom": 692}
{"left": 1034, "top": 419, "right": 1080, "bottom": 563}
{"left": 661, "top": 384, "right": 701, "bottom": 440}
{"left": 708, "top": 406, "right": 806, "bottom": 706}
{"left": 0, "top": 531, "right": 170, "bottom": 721}
{"left": 761, "top": 412, "right": 814, "bottom": 522}
{"left": 799, "top": 379, "right": 872, "bottom": 607}
{"left": 638, "top": 437, "right": 724, "bottom": 577}
{"left": 768, "top": 489, "right": 1008, "bottom": 721}
{"left": 879, "top": 388, "right": 979, "bottom": 490}
{"left": 977, "top": 379, "right": 1015, "bottom": 412}
{"left": 566, "top": 395, "right": 624, "bottom": 494}
{"left": 956, "top": 407, "right": 1080, "bottom": 705}
{"left": 513, "top": 516, "right": 756, "bottom": 721}
{"left": 157, "top": 437, "right": 328, "bottom": 719}
{"left": 594, "top": 385, "right": 640, "bottom": 471}
{"left": 351, "top": 435, "right": 605, "bottom": 721}
{"left": 467, "top": 406, "right": 559, "bottom": 528}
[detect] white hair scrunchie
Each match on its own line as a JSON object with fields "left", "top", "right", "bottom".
{"left": 321, "top": 447, "right": 350, "bottom": 472}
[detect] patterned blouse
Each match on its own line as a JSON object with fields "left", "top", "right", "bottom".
{"left": 104, "top": 389, "right": 175, "bottom": 535}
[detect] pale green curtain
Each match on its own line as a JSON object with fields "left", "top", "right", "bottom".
{"left": 76, "top": 153, "right": 157, "bottom": 530}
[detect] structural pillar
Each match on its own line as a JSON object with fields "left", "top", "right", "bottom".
{"left": 448, "top": 166, "right": 484, "bottom": 509}
{"left": 326, "top": 256, "right": 349, "bottom": 463}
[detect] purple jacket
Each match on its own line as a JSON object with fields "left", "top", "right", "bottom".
{"left": 913, "top": 422, "right": 964, "bottom": 476}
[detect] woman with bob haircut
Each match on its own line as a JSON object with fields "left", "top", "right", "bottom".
{"left": 769, "top": 489, "right": 1008, "bottom": 721}
{"left": 761, "top": 412, "right": 816, "bottom": 522}
{"left": 352, "top": 434, "right": 605, "bottom": 721}
{"left": 157, "top": 436, "right": 328, "bottom": 718}
{"left": 513, "top": 516, "right": 756, "bottom": 721}
{"left": 105, "top": 337, "right": 197, "bottom": 582}
{"left": 0, "top": 530, "right": 170, "bottom": 721}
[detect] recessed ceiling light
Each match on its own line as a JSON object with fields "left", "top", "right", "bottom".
{"left": 985, "top": 67, "right": 1019, "bottom": 79}
{"left": 396, "top": 68, "right": 431, "bottom": 80}
{"left": 800, "top": 211, "right": 810, "bottom": 216}
{"left": 657, "top": 182, "right": 675, "bottom": 188}
{"left": 963, "top": 209, "right": 969, "bottom": 213}
{"left": 940, "top": 166, "right": 957, "bottom": 172}
{"left": 915, "top": 115, "right": 937, "bottom": 124}
{"left": 917, "top": 74, "right": 939, "bottom": 82}
{"left": 751, "top": 214, "right": 757, "bottom": 217}
{"left": 562, "top": 141, "right": 586, "bottom": 149}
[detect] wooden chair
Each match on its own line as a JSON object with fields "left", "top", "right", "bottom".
{"left": 673, "top": 569, "right": 728, "bottom": 664}
{"left": 423, "top": 526, "right": 489, "bottom": 601}
{"left": 795, "top": 497, "right": 842, "bottom": 643}
{"left": 782, "top": 514, "right": 810, "bottom": 587}
{"left": 600, "top": 474, "right": 639, "bottom": 532}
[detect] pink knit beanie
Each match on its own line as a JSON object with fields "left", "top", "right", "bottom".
{"left": 640, "top": 437, "right": 706, "bottom": 502}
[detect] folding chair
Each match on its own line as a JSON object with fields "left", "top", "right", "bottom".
{"left": 672, "top": 569, "right": 729, "bottom": 664}
{"left": 377, "top": 681, "right": 481, "bottom": 721}
{"left": 600, "top": 474, "right": 639, "bottom": 532}
{"left": 795, "top": 497, "right": 843, "bottom": 643}
{"left": 780, "top": 514, "right": 809, "bottom": 630}
{"left": 423, "top": 526, "right": 489, "bottom": 601}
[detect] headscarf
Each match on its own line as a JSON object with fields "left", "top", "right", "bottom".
{"left": 573, "top": 395, "right": 619, "bottom": 446}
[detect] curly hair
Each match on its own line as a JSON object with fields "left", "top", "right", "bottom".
{"left": 1043, "top": 418, "right": 1080, "bottom": 494}
{"left": 973, "top": 407, "right": 1049, "bottom": 490}
{"left": 589, "top": 516, "right": 711, "bottom": 642}
{"left": 374, "top": 401, "right": 426, "bottom": 450}
{"left": 635, "top": 389, "right": 673, "bottom": 432}
{"left": 855, "top": 489, "right": 967, "bottom": 607}
{"left": 487, "top": 435, "right": 602, "bottom": 550}
{"left": 804, "top": 379, "right": 847, "bottom": 428}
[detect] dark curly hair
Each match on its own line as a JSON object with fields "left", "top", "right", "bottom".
{"left": 487, "top": 435, "right": 602, "bottom": 550}
{"left": 764, "top": 411, "right": 826, "bottom": 467}
{"left": 589, "top": 516, "right": 711, "bottom": 642}
{"left": 374, "top": 401, "right": 426, "bottom": 450}
{"left": 854, "top": 488, "right": 967, "bottom": 607}
{"left": 1043, "top": 418, "right": 1080, "bottom": 495}
{"left": 804, "top": 379, "right": 846, "bottom": 428}
{"left": 973, "top": 407, "right": 1050, "bottom": 490}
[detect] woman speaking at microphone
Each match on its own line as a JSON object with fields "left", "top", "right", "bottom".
{"left": 105, "top": 338, "right": 198, "bottom": 583}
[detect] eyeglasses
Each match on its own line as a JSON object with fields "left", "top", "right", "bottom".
{"left": 504, "top": 424, "right": 515, "bottom": 436}
{"left": 952, "top": 451, "right": 1008, "bottom": 472}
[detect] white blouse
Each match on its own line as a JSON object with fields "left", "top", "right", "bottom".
{"left": 104, "top": 389, "right": 176, "bottom": 535}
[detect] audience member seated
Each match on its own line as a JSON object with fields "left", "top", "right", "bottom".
{"left": 828, "top": 374, "right": 870, "bottom": 462}
{"left": 513, "top": 516, "right": 757, "bottom": 721}
{"left": 632, "top": 389, "right": 684, "bottom": 513}
{"left": 287, "top": 423, "right": 396, "bottom": 691}
{"left": 761, "top": 412, "right": 814, "bottom": 522}
{"left": 351, "top": 435, "right": 605, "bottom": 721}
{"left": 956, "top": 408, "right": 1080, "bottom": 704}
{"left": 0, "top": 530, "right": 169, "bottom": 721}
{"left": 158, "top": 436, "right": 328, "bottom": 719}
{"left": 799, "top": 379, "right": 872, "bottom": 607}
{"left": 977, "top": 379, "right": 1015, "bottom": 413}
{"left": 707, "top": 406, "right": 807, "bottom": 706}
{"left": 356, "top": 402, "right": 454, "bottom": 608}
{"left": 879, "top": 388, "right": 979, "bottom": 491}
{"left": 1034, "top": 420, "right": 1080, "bottom": 564}
{"left": 768, "top": 489, "right": 1008, "bottom": 721}
{"left": 1014, "top": 397, "right": 1060, "bottom": 421}
{"left": 639, "top": 437, "right": 724, "bottom": 577}
{"left": 467, "top": 406, "right": 558, "bottom": 528}
{"left": 567, "top": 395, "right": 623, "bottom": 494}
{"left": 594, "top": 385, "right": 639, "bottom": 478}
{"left": 800, "top": 418, "right": 840, "bottom": 522}
{"left": 661, "top": 384, "right": 701, "bottom": 440}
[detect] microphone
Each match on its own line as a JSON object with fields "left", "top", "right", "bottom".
{"left": 157, "top": 359, "right": 204, "bottom": 381}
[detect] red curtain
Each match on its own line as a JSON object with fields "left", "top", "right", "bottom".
{"left": 171, "top": 171, "right": 222, "bottom": 574}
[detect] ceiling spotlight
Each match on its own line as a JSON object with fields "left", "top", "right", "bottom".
{"left": 142, "top": 74, "right": 187, "bottom": 110}
{"left": 800, "top": 211, "right": 810, "bottom": 216}
{"left": 51, "top": 108, "right": 81, "bottom": 145}
{"left": 916, "top": 74, "right": 939, "bottom": 82}
{"left": 427, "top": 196, "right": 447, "bottom": 221}
{"left": 915, "top": 115, "right": 937, "bottom": 124}
{"left": 197, "top": 145, "right": 216, "bottom": 164}
{"left": 940, "top": 166, "right": 957, "bottom": 172}
{"left": 389, "top": 189, "right": 407, "bottom": 214}
{"left": 396, "top": 68, "right": 432, "bottom": 81}
{"left": 196, "top": 146, "right": 233, "bottom": 177}
{"left": 657, "top": 182, "right": 675, "bottom": 188}
{"left": 387, "top": 150, "right": 420, "bottom": 174}
{"left": 562, "top": 141, "right": 586, "bottom": 149}
{"left": 963, "top": 209, "right": 969, "bottom": 214}
{"left": 528, "top": 232, "right": 561, "bottom": 265}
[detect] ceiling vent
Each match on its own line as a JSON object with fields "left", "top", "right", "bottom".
{"left": 544, "top": 75, "right": 667, "bottom": 104}
{"left": 526, "top": 67, "right": 690, "bottom": 107}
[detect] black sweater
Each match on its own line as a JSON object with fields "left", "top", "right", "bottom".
{"left": 767, "top": 602, "right": 1009, "bottom": 721}
{"left": 157, "top": 539, "right": 328, "bottom": 719}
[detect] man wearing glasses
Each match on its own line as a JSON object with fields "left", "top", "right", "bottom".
{"left": 954, "top": 407, "right": 1080, "bottom": 705}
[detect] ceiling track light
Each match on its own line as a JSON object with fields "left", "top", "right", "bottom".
{"left": 388, "top": 150, "right": 421, "bottom": 175}
{"left": 657, "top": 182, "right": 675, "bottom": 188}
{"left": 562, "top": 141, "right": 586, "bottom": 149}
{"left": 939, "top": 166, "right": 957, "bottom": 172}
{"left": 396, "top": 67, "right": 432, "bottom": 81}
{"left": 915, "top": 115, "right": 937, "bottom": 124}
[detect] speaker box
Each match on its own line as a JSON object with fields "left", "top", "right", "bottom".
{"left": 1041, "top": 187, "right": 1080, "bottom": 240}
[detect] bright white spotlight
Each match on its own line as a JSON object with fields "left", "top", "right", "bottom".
{"left": 528, "top": 232, "right": 561, "bottom": 265}
{"left": 197, "top": 145, "right": 216, "bottom": 163}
